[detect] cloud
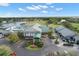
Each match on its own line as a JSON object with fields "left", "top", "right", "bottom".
{"left": 26, "top": 5, "right": 48, "bottom": 11}
{"left": 55, "top": 8, "right": 63, "bottom": 11}
{"left": 38, "top": 5, "right": 48, "bottom": 9}
{"left": 50, "top": 6, "right": 54, "bottom": 8}
{"left": 18, "top": 8, "right": 26, "bottom": 12}
{"left": 0, "top": 3, "right": 10, "bottom": 7}
{"left": 42, "top": 10, "right": 48, "bottom": 13}
{"left": 26, "top": 5, "right": 40, "bottom": 10}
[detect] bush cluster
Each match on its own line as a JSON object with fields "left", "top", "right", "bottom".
{"left": 34, "top": 41, "right": 43, "bottom": 48}
{"left": 0, "top": 45, "right": 13, "bottom": 56}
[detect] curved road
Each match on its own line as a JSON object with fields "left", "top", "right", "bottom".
{"left": 0, "top": 37, "right": 64, "bottom": 56}
{"left": 41, "top": 37, "right": 64, "bottom": 55}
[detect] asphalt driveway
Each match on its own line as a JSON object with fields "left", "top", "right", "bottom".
{"left": 41, "top": 36, "right": 65, "bottom": 55}
{"left": 0, "top": 38, "right": 42, "bottom": 56}
{"left": 0, "top": 37, "right": 65, "bottom": 56}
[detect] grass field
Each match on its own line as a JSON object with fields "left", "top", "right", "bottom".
{"left": 25, "top": 20, "right": 47, "bottom": 25}
{"left": 48, "top": 24, "right": 61, "bottom": 28}
{"left": 25, "top": 20, "right": 61, "bottom": 29}
{"left": 71, "top": 23, "right": 79, "bottom": 30}
{"left": 26, "top": 45, "right": 41, "bottom": 51}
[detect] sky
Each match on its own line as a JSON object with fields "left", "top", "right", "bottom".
{"left": 0, "top": 3, "right": 79, "bottom": 17}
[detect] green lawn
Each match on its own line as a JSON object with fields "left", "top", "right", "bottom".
{"left": 25, "top": 20, "right": 47, "bottom": 25}
{"left": 26, "top": 45, "right": 41, "bottom": 51}
{"left": 0, "top": 45, "right": 12, "bottom": 56}
{"left": 71, "top": 23, "right": 79, "bottom": 30}
{"left": 48, "top": 24, "right": 61, "bottom": 28}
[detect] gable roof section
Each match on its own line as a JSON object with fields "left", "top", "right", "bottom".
{"left": 55, "top": 26, "right": 65, "bottom": 31}
{"left": 32, "top": 23, "right": 42, "bottom": 32}
{"left": 55, "top": 26, "right": 76, "bottom": 37}
{"left": 39, "top": 25, "right": 49, "bottom": 32}
{"left": 24, "top": 27, "right": 39, "bottom": 32}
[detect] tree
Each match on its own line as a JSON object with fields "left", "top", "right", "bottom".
{"left": 34, "top": 41, "right": 43, "bottom": 48}
{"left": 47, "top": 19, "right": 53, "bottom": 24}
{"left": 7, "top": 33, "right": 19, "bottom": 43}
{"left": 17, "top": 32, "right": 24, "bottom": 40}
{"left": 48, "top": 30, "right": 53, "bottom": 39}
{"left": 48, "top": 17, "right": 62, "bottom": 24}
{"left": 0, "top": 19, "right": 3, "bottom": 25}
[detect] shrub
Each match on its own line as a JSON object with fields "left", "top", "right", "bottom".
{"left": 49, "top": 35, "right": 55, "bottom": 39}
{"left": 7, "top": 33, "right": 19, "bottom": 43}
{"left": 30, "top": 44, "right": 37, "bottom": 48}
{"left": 34, "top": 41, "right": 43, "bottom": 48}
{"left": 54, "top": 39, "right": 59, "bottom": 44}
{"left": 25, "top": 41, "right": 33, "bottom": 47}
{"left": 0, "top": 45, "right": 12, "bottom": 56}
{"left": 17, "top": 32, "right": 24, "bottom": 40}
{"left": 76, "top": 40, "right": 79, "bottom": 45}
{"left": 48, "top": 31, "right": 52, "bottom": 38}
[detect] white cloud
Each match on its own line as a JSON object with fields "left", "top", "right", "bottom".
{"left": 55, "top": 8, "right": 63, "bottom": 11}
{"left": 26, "top": 5, "right": 48, "bottom": 11}
{"left": 50, "top": 6, "right": 54, "bottom": 8}
{"left": 32, "top": 5, "right": 41, "bottom": 10}
{"left": 18, "top": 8, "right": 26, "bottom": 12}
{"left": 38, "top": 5, "right": 48, "bottom": 9}
{"left": 42, "top": 10, "right": 48, "bottom": 13}
{"left": 26, "top": 6, "right": 38, "bottom": 10}
{"left": 26, "top": 5, "right": 40, "bottom": 10}
{"left": 0, "top": 3, "right": 10, "bottom": 6}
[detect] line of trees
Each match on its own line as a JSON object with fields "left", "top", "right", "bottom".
{"left": 0, "top": 17, "right": 79, "bottom": 23}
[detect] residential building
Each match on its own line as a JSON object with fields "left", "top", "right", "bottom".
{"left": 0, "top": 22, "right": 49, "bottom": 42}
{"left": 23, "top": 24, "right": 42, "bottom": 42}
{"left": 55, "top": 26, "right": 76, "bottom": 43}
{"left": 39, "top": 25, "right": 49, "bottom": 34}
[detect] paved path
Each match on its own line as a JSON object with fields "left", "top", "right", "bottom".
{"left": 10, "top": 40, "right": 42, "bottom": 56}
{"left": 0, "top": 38, "right": 42, "bottom": 56}
{"left": 0, "top": 38, "right": 10, "bottom": 45}
{"left": 41, "top": 36, "right": 64, "bottom": 55}
{"left": 0, "top": 37, "right": 65, "bottom": 56}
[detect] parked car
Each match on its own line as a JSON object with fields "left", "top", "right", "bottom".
{"left": 63, "top": 42, "right": 74, "bottom": 46}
